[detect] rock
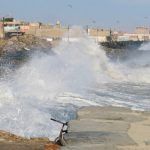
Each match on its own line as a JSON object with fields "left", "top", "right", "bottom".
{"left": 0, "top": 35, "right": 52, "bottom": 54}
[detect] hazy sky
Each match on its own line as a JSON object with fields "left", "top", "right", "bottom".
{"left": 0, "top": 0, "right": 150, "bottom": 31}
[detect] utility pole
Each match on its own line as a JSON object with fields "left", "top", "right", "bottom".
{"left": 1, "top": 17, "right": 5, "bottom": 38}
{"left": 86, "top": 25, "right": 89, "bottom": 35}
{"left": 97, "top": 28, "right": 99, "bottom": 43}
{"left": 109, "top": 28, "right": 112, "bottom": 43}
{"left": 68, "top": 25, "right": 70, "bottom": 42}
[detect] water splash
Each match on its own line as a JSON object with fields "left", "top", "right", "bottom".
{"left": 0, "top": 28, "right": 111, "bottom": 139}
{"left": 139, "top": 42, "right": 150, "bottom": 51}
{"left": 0, "top": 27, "right": 150, "bottom": 139}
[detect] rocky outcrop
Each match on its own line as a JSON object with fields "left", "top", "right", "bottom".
{"left": 0, "top": 35, "right": 52, "bottom": 54}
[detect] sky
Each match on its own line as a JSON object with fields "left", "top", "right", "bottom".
{"left": 0, "top": 0, "right": 150, "bottom": 31}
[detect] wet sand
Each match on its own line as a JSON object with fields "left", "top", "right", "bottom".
{"left": 61, "top": 106, "right": 150, "bottom": 150}
{"left": 118, "top": 112, "right": 150, "bottom": 150}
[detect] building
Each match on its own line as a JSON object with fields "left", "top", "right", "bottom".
{"left": 1, "top": 17, "right": 29, "bottom": 37}
{"left": 135, "top": 27, "right": 149, "bottom": 34}
{"left": 88, "top": 28, "right": 110, "bottom": 42}
{"left": 3, "top": 18, "right": 21, "bottom": 32}
{"left": 20, "top": 25, "right": 30, "bottom": 33}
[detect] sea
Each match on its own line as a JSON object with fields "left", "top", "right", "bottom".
{"left": 0, "top": 29, "right": 150, "bottom": 140}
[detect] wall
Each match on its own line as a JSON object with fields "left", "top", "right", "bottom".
{"left": 89, "top": 28, "right": 110, "bottom": 37}
{"left": 26, "top": 26, "right": 68, "bottom": 39}
{"left": 135, "top": 27, "right": 149, "bottom": 34}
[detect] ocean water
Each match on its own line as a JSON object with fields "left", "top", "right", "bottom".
{"left": 0, "top": 29, "right": 150, "bottom": 140}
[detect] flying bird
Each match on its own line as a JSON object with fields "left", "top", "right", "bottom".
{"left": 144, "top": 16, "right": 148, "bottom": 19}
{"left": 116, "top": 20, "right": 120, "bottom": 24}
{"left": 68, "top": 4, "right": 72, "bottom": 8}
{"left": 92, "top": 20, "right": 96, "bottom": 24}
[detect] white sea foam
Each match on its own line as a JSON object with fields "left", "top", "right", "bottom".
{"left": 139, "top": 42, "right": 150, "bottom": 51}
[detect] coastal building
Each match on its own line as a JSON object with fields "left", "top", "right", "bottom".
{"left": 135, "top": 27, "right": 149, "bottom": 34}
{"left": 20, "top": 25, "right": 30, "bottom": 33}
{"left": 3, "top": 18, "right": 21, "bottom": 32}
{"left": 26, "top": 22, "right": 41, "bottom": 35}
{"left": 55, "top": 21, "right": 61, "bottom": 28}
{"left": 1, "top": 17, "right": 29, "bottom": 37}
{"left": 137, "top": 34, "right": 149, "bottom": 41}
{"left": 117, "top": 35, "right": 130, "bottom": 41}
{"left": 134, "top": 27, "right": 150, "bottom": 41}
{"left": 115, "top": 29, "right": 150, "bottom": 42}
{"left": 129, "top": 35, "right": 139, "bottom": 41}
{"left": 27, "top": 21, "right": 69, "bottom": 41}
{"left": 2, "top": 17, "right": 149, "bottom": 43}
{"left": 122, "top": 33, "right": 139, "bottom": 41}
{"left": 88, "top": 28, "right": 110, "bottom": 42}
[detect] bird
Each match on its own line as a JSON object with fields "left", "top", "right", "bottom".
{"left": 144, "top": 16, "right": 148, "bottom": 19}
{"left": 116, "top": 20, "right": 120, "bottom": 24}
{"left": 92, "top": 20, "right": 96, "bottom": 24}
{"left": 68, "top": 4, "right": 72, "bottom": 8}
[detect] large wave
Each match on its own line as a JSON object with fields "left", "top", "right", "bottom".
{"left": 0, "top": 27, "right": 150, "bottom": 139}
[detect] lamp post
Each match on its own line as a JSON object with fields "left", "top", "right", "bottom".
{"left": 67, "top": 25, "right": 70, "bottom": 42}
{"left": 2, "top": 17, "right": 5, "bottom": 38}
{"left": 109, "top": 28, "right": 112, "bottom": 43}
{"left": 86, "top": 25, "right": 88, "bottom": 35}
{"left": 97, "top": 28, "right": 99, "bottom": 43}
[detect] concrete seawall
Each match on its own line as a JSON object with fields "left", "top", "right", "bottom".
{"left": 61, "top": 106, "right": 150, "bottom": 150}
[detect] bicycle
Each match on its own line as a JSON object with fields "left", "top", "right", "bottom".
{"left": 50, "top": 118, "right": 68, "bottom": 146}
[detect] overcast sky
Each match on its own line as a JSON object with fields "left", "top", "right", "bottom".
{"left": 0, "top": 0, "right": 150, "bottom": 31}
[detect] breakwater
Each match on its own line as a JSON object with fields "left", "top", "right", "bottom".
{"left": 100, "top": 40, "right": 146, "bottom": 50}
{"left": 0, "top": 35, "right": 51, "bottom": 54}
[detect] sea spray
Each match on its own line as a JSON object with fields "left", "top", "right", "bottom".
{"left": 0, "top": 27, "right": 112, "bottom": 139}
{"left": 139, "top": 42, "right": 150, "bottom": 51}
{"left": 0, "top": 27, "right": 150, "bottom": 139}
{"left": 116, "top": 42, "right": 150, "bottom": 83}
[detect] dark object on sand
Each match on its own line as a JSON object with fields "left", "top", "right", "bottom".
{"left": 50, "top": 118, "right": 68, "bottom": 146}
